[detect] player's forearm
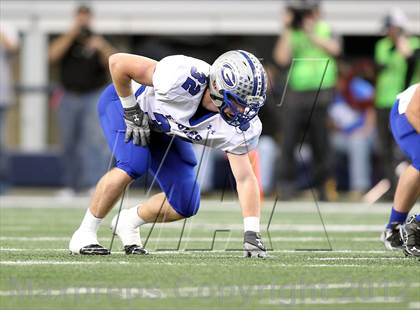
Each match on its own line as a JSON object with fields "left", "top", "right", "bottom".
{"left": 236, "top": 175, "right": 261, "bottom": 218}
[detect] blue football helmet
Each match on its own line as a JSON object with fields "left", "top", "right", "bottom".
{"left": 209, "top": 50, "right": 267, "bottom": 131}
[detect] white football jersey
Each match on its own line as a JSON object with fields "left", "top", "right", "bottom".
{"left": 397, "top": 83, "right": 419, "bottom": 115}
{"left": 132, "top": 55, "right": 262, "bottom": 155}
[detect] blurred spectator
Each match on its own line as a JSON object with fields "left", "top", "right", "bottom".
{"left": 49, "top": 5, "right": 116, "bottom": 196}
{"left": 272, "top": 0, "right": 341, "bottom": 200}
{"left": 0, "top": 22, "right": 19, "bottom": 194}
{"left": 329, "top": 70, "right": 376, "bottom": 198}
{"left": 374, "top": 8, "right": 420, "bottom": 200}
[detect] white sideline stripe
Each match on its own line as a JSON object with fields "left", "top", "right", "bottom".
{"left": 0, "top": 248, "right": 394, "bottom": 254}
{"left": 0, "top": 224, "right": 389, "bottom": 232}
{"left": 1, "top": 248, "right": 68, "bottom": 252}
{"left": 122, "top": 223, "right": 389, "bottom": 232}
{"left": 0, "top": 227, "right": 33, "bottom": 231}
{"left": 0, "top": 260, "right": 407, "bottom": 268}
{"left": 261, "top": 296, "right": 403, "bottom": 305}
{"left": 142, "top": 249, "right": 394, "bottom": 254}
{"left": 0, "top": 283, "right": 416, "bottom": 300}
{"left": 0, "top": 260, "right": 409, "bottom": 268}
{"left": 2, "top": 196, "right": 418, "bottom": 214}
{"left": 315, "top": 257, "right": 403, "bottom": 261}
{"left": 152, "top": 249, "right": 392, "bottom": 254}
{"left": 0, "top": 236, "right": 381, "bottom": 242}
{"left": 0, "top": 261, "right": 130, "bottom": 265}
{"left": 0, "top": 205, "right": 398, "bottom": 214}
{"left": 0, "top": 195, "right": 395, "bottom": 208}
{"left": 410, "top": 302, "right": 420, "bottom": 309}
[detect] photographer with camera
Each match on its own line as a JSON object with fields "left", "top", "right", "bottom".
{"left": 273, "top": 0, "right": 341, "bottom": 200}
{"left": 49, "top": 5, "right": 116, "bottom": 197}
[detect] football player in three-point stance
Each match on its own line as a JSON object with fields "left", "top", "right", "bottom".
{"left": 381, "top": 83, "right": 420, "bottom": 257}
{"left": 69, "top": 50, "right": 268, "bottom": 257}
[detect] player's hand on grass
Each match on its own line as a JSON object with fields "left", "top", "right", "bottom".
{"left": 123, "top": 105, "right": 150, "bottom": 146}
{"left": 243, "top": 231, "right": 267, "bottom": 258}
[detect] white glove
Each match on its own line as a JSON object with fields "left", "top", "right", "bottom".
{"left": 123, "top": 105, "right": 150, "bottom": 146}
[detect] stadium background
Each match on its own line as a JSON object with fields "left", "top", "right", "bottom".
{"left": 0, "top": 0, "right": 419, "bottom": 192}
{"left": 1, "top": 2, "right": 420, "bottom": 310}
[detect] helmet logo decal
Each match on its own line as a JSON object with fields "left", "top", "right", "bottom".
{"left": 221, "top": 64, "right": 236, "bottom": 88}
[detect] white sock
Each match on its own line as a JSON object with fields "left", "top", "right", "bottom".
{"left": 126, "top": 205, "right": 146, "bottom": 228}
{"left": 79, "top": 208, "right": 102, "bottom": 233}
{"left": 117, "top": 206, "right": 146, "bottom": 246}
{"left": 243, "top": 216, "right": 260, "bottom": 233}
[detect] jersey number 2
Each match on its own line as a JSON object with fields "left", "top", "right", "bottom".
{"left": 181, "top": 66, "right": 207, "bottom": 96}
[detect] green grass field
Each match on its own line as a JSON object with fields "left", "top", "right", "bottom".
{"left": 0, "top": 196, "right": 419, "bottom": 310}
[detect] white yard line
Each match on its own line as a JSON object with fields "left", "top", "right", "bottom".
{"left": 0, "top": 224, "right": 389, "bottom": 232}
{"left": 2, "top": 195, "right": 418, "bottom": 212}
{"left": 152, "top": 249, "right": 396, "bottom": 254}
{"left": 0, "top": 237, "right": 70, "bottom": 241}
{"left": 0, "top": 236, "right": 381, "bottom": 242}
{"left": 0, "top": 260, "right": 388, "bottom": 268}
{"left": 314, "top": 257, "right": 403, "bottom": 261}
{"left": 0, "top": 248, "right": 68, "bottom": 252}
{"left": 120, "top": 223, "right": 388, "bottom": 232}
{"left": 409, "top": 302, "right": 420, "bottom": 309}
{"left": 0, "top": 261, "right": 130, "bottom": 265}
{"left": 0, "top": 260, "right": 409, "bottom": 268}
{"left": 261, "top": 296, "right": 403, "bottom": 305}
{"left": 0, "top": 282, "right": 417, "bottom": 300}
{"left": 0, "top": 227, "right": 33, "bottom": 231}
{"left": 0, "top": 248, "right": 394, "bottom": 254}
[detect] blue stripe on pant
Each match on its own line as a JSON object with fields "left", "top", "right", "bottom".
{"left": 97, "top": 84, "right": 201, "bottom": 217}
{"left": 390, "top": 100, "right": 420, "bottom": 171}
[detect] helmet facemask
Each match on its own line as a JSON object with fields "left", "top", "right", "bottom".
{"left": 217, "top": 90, "right": 264, "bottom": 131}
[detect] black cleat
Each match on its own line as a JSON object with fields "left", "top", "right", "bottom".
{"left": 77, "top": 244, "right": 110, "bottom": 255}
{"left": 380, "top": 222, "right": 404, "bottom": 250}
{"left": 124, "top": 245, "right": 149, "bottom": 255}
{"left": 243, "top": 231, "right": 267, "bottom": 258}
{"left": 401, "top": 215, "right": 420, "bottom": 257}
